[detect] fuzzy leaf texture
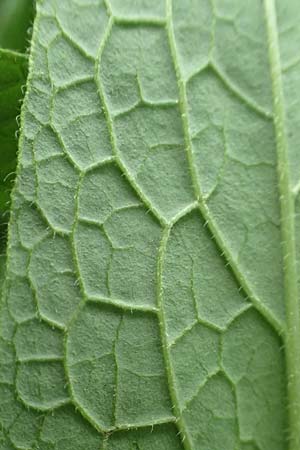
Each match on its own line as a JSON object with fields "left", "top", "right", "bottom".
{"left": 1, "top": 1, "right": 300, "bottom": 449}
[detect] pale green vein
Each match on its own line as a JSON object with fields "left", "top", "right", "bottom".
{"left": 157, "top": 226, "right": 193, "bottom": 450}
{"left": 94, "top": 16, "right": 168, "bottom": 228}
{"left": 112, "top": 314, "right": 122, "bottom": 427}
{"left": 166, "top": 0, "right": 283, "bottom": 338}
{"left": 210, "top": 62, "right": 273, "bottom": 120}
{"left": 87, "top": 296, "right": 158, "bottom": 314}
{"left": 114, "top": 415, "right": 176, "bottom": 431}
{"left": 263, "top": 1, "right": 300, "bottom": 448}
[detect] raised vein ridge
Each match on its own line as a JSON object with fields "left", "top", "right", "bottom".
{"left": 264, "top": 1, "right": 300, "bottom": 448}
{"left": 157, "top": 227, "right": 193, "bottom": 450}
{"left": 166, "top": 0, "right": 283, "bottom": 337}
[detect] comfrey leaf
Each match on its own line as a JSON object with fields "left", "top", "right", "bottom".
{"left": 1, "top": 1, "right": 300, "bottom": 449}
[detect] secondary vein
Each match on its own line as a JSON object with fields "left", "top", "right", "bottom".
{"left": 94, "top": 17, "right": 168, "bottom": 229}
{"left": 263, "top": 1, "right": 300, "bottom": 448}
{"left": 166, "top": 0, "right": 283, "bottom": 338}
{"left": 157, "top": 226, "right": 194, "bottom": 450}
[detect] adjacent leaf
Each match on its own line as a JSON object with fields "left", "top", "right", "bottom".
{"left": 0, "top": 0, "right": 34, "bottom": 52}
{"left": 1, "top": 1, "right": 300, "bottom": 449}
{"left": 0, "top": 255, "right": 5, "bottom": 289}
{"left": 0, "top": 0, "right": 33, "bottom": 282}
{"left": 0, "top": 49, "right": 27, "bottom": 276}
{"left": 0, "top": 0, "right": 34, "bottom": 270}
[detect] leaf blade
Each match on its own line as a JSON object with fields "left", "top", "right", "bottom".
{"left": 2, "top": 1, "right": 300, "bottom": 449}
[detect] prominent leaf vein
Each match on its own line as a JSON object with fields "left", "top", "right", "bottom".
{"left": 166, "top": 0, "right": 284, "bottom": 338}
{"left": 157, "top": 226, "right": 193, "bottom": 450}
{"left": 264, "top": 1, "right": 300, "bottom": 448}
{"left": 94, "top": 16, "right": 168, "bottom": 228}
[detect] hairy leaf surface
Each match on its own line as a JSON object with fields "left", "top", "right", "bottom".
{"left": 1, "top": 1, "right": 300, "bottom": 449}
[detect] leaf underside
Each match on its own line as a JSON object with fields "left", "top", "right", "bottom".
{"left": 1, "top": 1, "right": 300, "bottom": 450}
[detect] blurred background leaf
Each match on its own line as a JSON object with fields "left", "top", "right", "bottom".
{"left": 0, "top": 0, "right": 34, "bottom": 52}
{"left": 0, "top": 50, "right": 28, "bottom": 255}
{"left": 0, "top": 0, "right": 33, "bottom": 280}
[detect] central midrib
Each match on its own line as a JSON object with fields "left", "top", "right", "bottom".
{"left": 264, "top": 1, "right": 300, "bottom": 449}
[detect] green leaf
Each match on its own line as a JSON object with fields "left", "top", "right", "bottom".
{"left": 0, "top": 0, "right": 33, "bottom": 277}
{"left": 0, "top": 0, "right": 34, "bottom": 52}
{"left": 0, "top": 255, "right": 5, "bottom": 289}
{"left": 1, "top": 1, "right": 300, "bottom": 449}
{"left": 0, "top": 49, "right": 27, "bottom": 264}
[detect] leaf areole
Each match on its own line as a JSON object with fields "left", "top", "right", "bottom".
{"left": 2, "top": 0, "right": 300, "bottom": 449}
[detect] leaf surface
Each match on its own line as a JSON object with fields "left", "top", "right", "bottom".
{"left": 1, "top": 1, "right": 300, "bottom": 449}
